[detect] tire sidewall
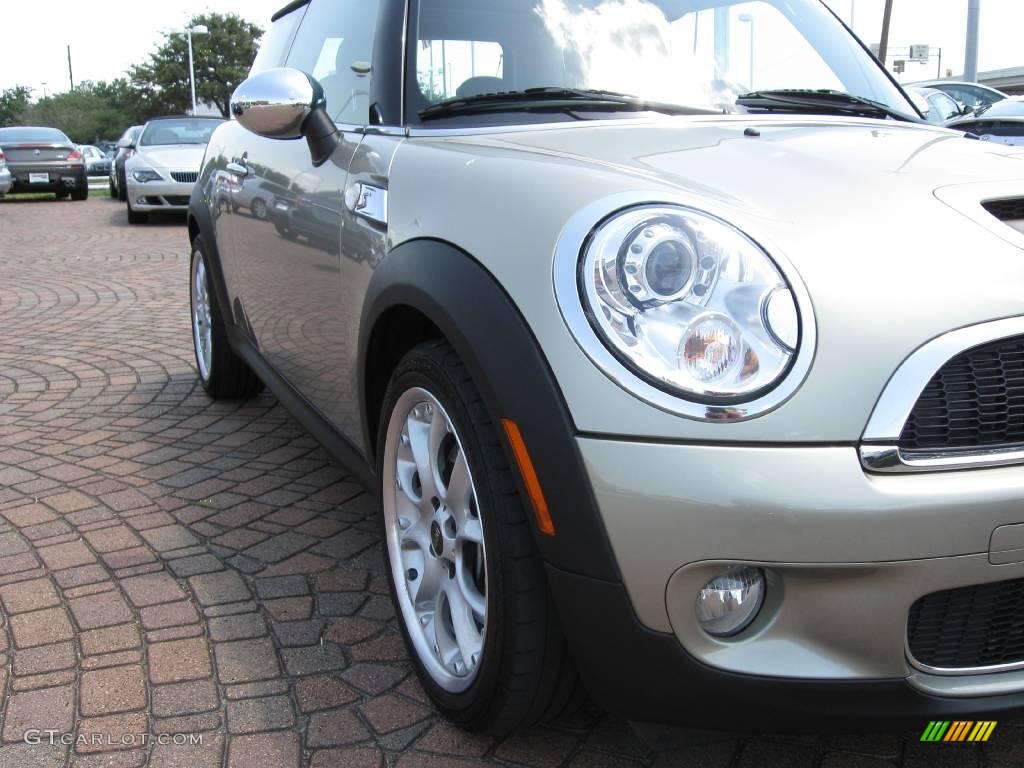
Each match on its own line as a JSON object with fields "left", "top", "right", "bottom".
{"left": 376, "top": 350, "right": 508, "bottom": 722}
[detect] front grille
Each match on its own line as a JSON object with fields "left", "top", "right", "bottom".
{"left": 898, "top": 336, "right": 1024, "bottom": 451}
{"left": 908, "top": 578, "right": 1024, "bottom": 670}
{"left": 164, "top": 196, "right": 190, "bottom": 206}
{"left": 171, "top": 171, "right": 198, "bottom": 183}
{"left": 983, "top": 198, "right": 1024, "bottom": 222}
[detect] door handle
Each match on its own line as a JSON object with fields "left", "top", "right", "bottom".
{"left": 226, "top": 162, "right": 249, "bottom": 176}
{"left": 344, "top": 182, "right": 387, "bottom": 225}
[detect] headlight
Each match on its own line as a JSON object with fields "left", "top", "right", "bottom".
{"left": 580, "top": 205, "right": 800, "bottom": 403}
{"left": 132, "top": 169, "right": 162, "bottom": 183}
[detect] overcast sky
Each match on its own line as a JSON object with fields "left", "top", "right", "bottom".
{"left": 1, "top": 0, "right": 1021, "bottom": 96}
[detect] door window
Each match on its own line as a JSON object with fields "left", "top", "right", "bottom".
{"left": 286, "top": 0, "right": 381, "bottom": 125}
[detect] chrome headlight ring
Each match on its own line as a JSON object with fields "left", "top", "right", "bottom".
{"left": 553, "top": 194, "right": 817, "bottom": 422}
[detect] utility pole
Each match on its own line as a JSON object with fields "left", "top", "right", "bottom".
{"left": 878, "top": 0, "right": 895, "bottom": 69}
{"left": 964, "top": 0, "right": 980, "bottom": 82}
{"left": 67, "top": 45, "right": 74, "bottom": 91}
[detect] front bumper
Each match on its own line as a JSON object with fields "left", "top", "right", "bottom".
{"left": 565, "top": 438, "right": 1024, "bottom": 723}
{"left": 126, "top": 178, "right": 196, "bottom": 211}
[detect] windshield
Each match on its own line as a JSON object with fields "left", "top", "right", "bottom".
{"left": 408, "top": 0, "right": 915, "bottom": 123}
{"left": 139, "top": 119, "right": 224, "bottom": 147}
{"left": 0, "top": 127, "right": 71, "bottom": 144}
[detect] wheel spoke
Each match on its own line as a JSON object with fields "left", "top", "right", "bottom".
{"left": 445, "top": 452, "right": 472, "bottom": 521}
{"left": 445, "top": 583, "right": 483, "bottom": 667}
{"left": 459, "top": 517, "right": 483, "bottom": 545}
{"left": 409, "top": 552, "right": 445, "bottom": 607}
{"left": 406, "top": 412, "right": 437, "bottom": 499}
{"left": 455, "top": 557, "right": 486, "bottom": 621}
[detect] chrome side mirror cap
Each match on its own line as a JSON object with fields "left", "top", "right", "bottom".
{"left": 230, "top": 68, "right": 327, "bottom": 140}
{"left": 230, "top": 67, "right": 340, "bottom": 166}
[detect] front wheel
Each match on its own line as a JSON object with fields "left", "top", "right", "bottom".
{"left": 189, "top": 236, "right": 264, "bottom": 399}
{"left": 378, "top": 341, "right": 581, "bottom": 735}
{"left": 251, "top": 198, "right": 267, "bottom": 220}
{"left": 126, "top": 201, "right": 147, "bottom": 224}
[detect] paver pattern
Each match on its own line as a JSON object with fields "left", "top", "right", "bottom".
{"left": 0, "top": 197, "right": 1021, "bottom": 767}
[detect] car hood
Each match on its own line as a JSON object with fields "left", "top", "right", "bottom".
{"left": 133, "top": 145, "right": 207, "bottom": 170}
{"left": 464, "top": 115, "right": 1024, "bottom": 215}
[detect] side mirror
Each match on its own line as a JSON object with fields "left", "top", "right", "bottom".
{"left": 230, "top": 67, "right": 339, "bottom": 166}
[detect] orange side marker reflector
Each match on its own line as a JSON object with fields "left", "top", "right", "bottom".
{"left": 501, "top": 419, "right": 556, "bottom": 537}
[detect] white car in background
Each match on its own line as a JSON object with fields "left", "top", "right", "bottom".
{"left": 124, "top": 116, "right": 224, "bottom": 224}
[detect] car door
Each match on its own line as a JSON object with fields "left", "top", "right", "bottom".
{"left": 232, "top": 0, "right": 381, "bottom": 429}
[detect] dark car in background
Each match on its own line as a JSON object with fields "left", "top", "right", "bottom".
{"left": 0, "top": 126, "right": 88, "bottom": 200}
{"left": 110, "top": 125, "right": 143, "bottom": 200}
{"left": 81, "top": 145, "right": 112, "bottom": 177}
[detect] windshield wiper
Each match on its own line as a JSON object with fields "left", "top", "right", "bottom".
{"left": 419, "top": 87, "right": 718, "bottom": 121}
{"left": 735, "top": 89, "right": 919, "bottom": 122}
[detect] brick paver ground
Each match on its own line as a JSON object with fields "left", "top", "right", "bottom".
{"left": 1, "top": 197, "right": 1020, "bottom": 767}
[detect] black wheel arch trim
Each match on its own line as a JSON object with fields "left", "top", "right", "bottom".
{"left": 359, "top": 237, "right": 621, "bottom": 582}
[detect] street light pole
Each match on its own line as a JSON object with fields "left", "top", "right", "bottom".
{"left": 738, "top": 14, "right": 754, "bottom": 91}
{"left": 878, "top": 0, "right": 894, "bottom": 69}
{"left": 179, "top": 24, "right": 209, "bottom": 115}
{"left": 964, "top": 0, "right": 981, "bottom": 82}
{"left": 187, "top": 28, "right": 196, "bottom": 115}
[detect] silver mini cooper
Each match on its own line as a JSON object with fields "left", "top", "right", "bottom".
{"left": 189, "top": 0, "right": 1024, "bottom": 734}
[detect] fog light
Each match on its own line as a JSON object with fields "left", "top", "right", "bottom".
{"left": 695, "top": 566, "right": 765, "bottom": 637}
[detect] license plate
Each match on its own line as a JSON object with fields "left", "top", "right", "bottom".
{"left": 29, "top": 173, "right": 49, "bottom": 184}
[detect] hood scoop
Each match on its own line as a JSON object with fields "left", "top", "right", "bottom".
{"left": 983, "top": 198, "right": 1024, "bottom": 236}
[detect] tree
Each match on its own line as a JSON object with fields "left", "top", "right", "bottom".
{"left": 0, "top": 86, "right": 32, "bottom": 127}
{"left": 129, "top": 13, "right": 262, "bottom": 117}
{"left": 19, "top": 82, "right": 134, "bottom": 144}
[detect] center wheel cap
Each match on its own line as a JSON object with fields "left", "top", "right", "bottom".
{"left": 430, "top": 520, "right": 443, "bottom": 557}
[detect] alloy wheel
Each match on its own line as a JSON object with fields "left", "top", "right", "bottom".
{"left": 191, "top": 251, "right": 213, "bottom": 381}
{"left": 383, "top": 387, "right": 488, "bottom": 693}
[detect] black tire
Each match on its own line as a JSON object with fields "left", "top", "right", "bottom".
{"left": 377, "top": 340, "right": 582, "bottom": 736}
{"left": 126, "top": 202, "right": 147, "bottom": 225}
{"left": 55, "top": 190, "right": 69, "bottom": 200}
{"left": 190, "top": 235, "right": 264, "bottom": 399}
{"left": 117, "top": 170, "right": 127, "bottom": 202}
{"left": 251, "top": 198, "right": 267, "bottom": 220}
{"left": 109, "top": 179, "right": 116, "bottom": 196}
{"left": 71, "top": 184, "right": 88, "bottom": 201}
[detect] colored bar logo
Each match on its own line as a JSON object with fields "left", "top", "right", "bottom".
{"left": 921, "top": 721, "right": 997, "bottom": 742}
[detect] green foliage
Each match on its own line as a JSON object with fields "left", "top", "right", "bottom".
{"left": 129, "top": 13, "right": 263, "bottom": 118}
{"left": 2, "top": 12, "right": 261, "bottom": 141}
{"left": 19, "top": 82, "right": 138, "bottom": 143}
{"left": 0, "top": 86, "right": 32, "bottom": 126}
